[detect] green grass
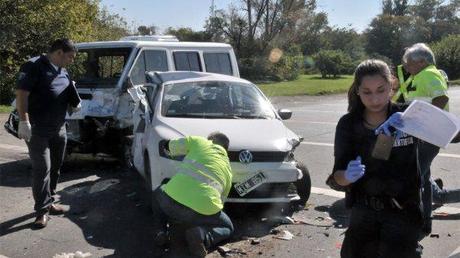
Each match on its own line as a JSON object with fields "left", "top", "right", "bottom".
{"left": 0, "top": 105, "right": 13, "bottom": 113}
{"left": 258, "top": 74, "right": 353, "bottom": 97}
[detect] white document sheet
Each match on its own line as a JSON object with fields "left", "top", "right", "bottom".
{"left": 394, "top": 100, "right": 460, "bottom": 148}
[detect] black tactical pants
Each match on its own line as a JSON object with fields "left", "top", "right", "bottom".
{"left": 341, "top": 205, "right": 421, "bottom": 258}
{"left": 26, "top": 126, "right": 67, "bottom": 216}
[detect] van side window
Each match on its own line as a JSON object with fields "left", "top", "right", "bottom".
{"left": 204, "top": 53, "right": 233, "bottom": 75}
{"left": 173, "top": 52, "right": 201, "bottom": 71}
{"left": 145, "top": 50, "right": 168, "bottom": 72}
{"left": 131, "top": 51, "right": 146, "bottom": 85}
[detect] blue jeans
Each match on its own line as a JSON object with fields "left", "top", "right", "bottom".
{"left": 341, "top": 205, "right": 420, "bottom": 258}
{"left": 431, "top": 178, "right": 460, "bottom": 204}
{"left": 151, "top": 188, "right": 234, "bottom": 248}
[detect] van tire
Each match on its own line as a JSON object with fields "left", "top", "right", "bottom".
{"left": 292, "top": 162, "right": 311, "bottom": 208}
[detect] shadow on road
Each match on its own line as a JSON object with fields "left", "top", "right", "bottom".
{"left": 315, "top": 198, "right": 350, "bottom": 228}
{"left": 0, "top": 156, "right": 298, "bottom": 257}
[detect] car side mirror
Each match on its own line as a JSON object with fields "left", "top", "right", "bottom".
{"left": 122, "top": 76, "right": 134, "bottom": 92}
{"left": 278, "top": 109, "right": 292, "bottom": 120}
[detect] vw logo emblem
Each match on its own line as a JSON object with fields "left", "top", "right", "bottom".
{"left": 239, "top": 150, "right": 253, "bottom": 164}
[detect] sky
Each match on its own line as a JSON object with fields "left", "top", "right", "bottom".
{"left": 99, "top": 0, "right": 382, "bottom": 33}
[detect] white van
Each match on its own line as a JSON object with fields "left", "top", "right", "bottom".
{"left": 60, "top": 36, "right": 240, "bottom": 162}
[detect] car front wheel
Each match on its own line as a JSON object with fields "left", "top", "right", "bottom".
{"left": 292, "top": 162, "right": 311, "bottom": 209}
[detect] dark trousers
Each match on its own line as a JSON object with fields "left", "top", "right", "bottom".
{"left": 431, "top": 178, "right": 460, "bottom": 204}
{"left": 152, "top": 188, "right": 234, "bottom": 248}
{"left": 418, "top": 141, "right": 440, "bottom": 237}
{"left": 26, "top": 126, "right": 67, "bottom": 216}
{"left": 341, "top": 205, "right": 421, "bottom": 258}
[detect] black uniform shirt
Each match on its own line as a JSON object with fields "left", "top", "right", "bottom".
{"left": 16, "top": 55, "right": 80, "bottom": 136}
{"left": 330, "top": 103, "right": 421, "bottom": 210}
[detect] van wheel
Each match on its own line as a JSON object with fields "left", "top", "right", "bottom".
{"left": 120, "top": 135, "right": 134, "bottom": 170}
{"left": 292, "top": 162, "right": 311, "bottom": 209}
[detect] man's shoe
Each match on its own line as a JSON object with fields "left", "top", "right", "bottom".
{"left": 185, "top": 227, "right": 207, "bottom": 258}
{"left": 434, "top": 178, "right": 444, "bottom": 189}
{"left": 49, "top": 204, "right": 66, "bottom": 215}
{"left": 33, "top": 215, "right": 48, "bottom": 229}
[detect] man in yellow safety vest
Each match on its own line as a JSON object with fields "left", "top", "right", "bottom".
{"left": 151, "top": 132, "right": 233, "bottom": 257}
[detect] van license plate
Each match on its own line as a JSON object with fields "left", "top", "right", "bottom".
{"left": 234, "top": 172, "right": 267, "bottom": 197}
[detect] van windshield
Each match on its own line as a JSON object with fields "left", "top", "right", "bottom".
{"left": 68, "top": 47, "right": 132, "bottom": 88}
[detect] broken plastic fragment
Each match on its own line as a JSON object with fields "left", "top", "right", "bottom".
{"left": 274, "top": 230, "right": 294, "bottom": 240}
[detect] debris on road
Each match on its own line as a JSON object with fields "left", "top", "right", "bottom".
{"left": 292, "top": 215, "right": 334, "bottom": 227}
{"left": 274, "top": 230, "right": 294, "bottom": 241}
{"left": 270, "top": 228, "right": 281, "bottom": 235}
{"left": 430, "top": 233, "right": 440, "bottom": 238}
{"left": 217, "top": 245, "right": 247, "bottom": 256}
{"left": 250, "top": 238, "right": 261, "bottom": 245}
{"left": 53, "top": 251, "right": 91, "bottom": 258}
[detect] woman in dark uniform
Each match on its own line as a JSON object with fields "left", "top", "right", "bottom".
{"left": 327, "top": 59, "right": 423, "bottom": 258}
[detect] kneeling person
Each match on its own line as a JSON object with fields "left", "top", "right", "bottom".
{"left": 152, "top": 132, "right": 233, "bottom": 257}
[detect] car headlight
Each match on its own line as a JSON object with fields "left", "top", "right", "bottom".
{"left": 158, "top": 139, "right": 184, "bottom": 161}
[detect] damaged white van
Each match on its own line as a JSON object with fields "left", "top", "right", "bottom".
{"left": 5, "top": 36, "right": 240, "bottom": 163}
{"left": 130, "top": 71, "right": 311, "bottom": 206}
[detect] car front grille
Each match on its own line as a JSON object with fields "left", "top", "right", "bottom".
{"left": 227, "top": 151, "right": 288, "bottom": 162}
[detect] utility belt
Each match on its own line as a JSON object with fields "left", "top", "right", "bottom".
{"left": 354, "top": 194, "right": 404, "bottom": 211}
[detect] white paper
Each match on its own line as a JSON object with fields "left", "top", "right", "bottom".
{"left": 394, "top": 100, "right": 460, "bottom": 148}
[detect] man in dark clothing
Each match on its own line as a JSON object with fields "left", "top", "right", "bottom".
{"left": 16, "top": 38, "right": 81, "bottom": 228}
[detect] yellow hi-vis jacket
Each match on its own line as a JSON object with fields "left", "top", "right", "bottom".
{"left": 394, "top": 64, "right": 449, "bottom": 111}
{"left": 162, "top": 136, "right": 232, "bottom": 215}
{"left": 392, "top": 65, "right": 413, "bottom": 103}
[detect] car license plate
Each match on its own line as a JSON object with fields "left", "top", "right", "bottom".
{"left": 234, "top": 171, "right": 267, "bottom": 197}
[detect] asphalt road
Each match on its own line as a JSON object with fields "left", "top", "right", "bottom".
{"left": 1, "top": 89, "right": 460, "bottom": 258}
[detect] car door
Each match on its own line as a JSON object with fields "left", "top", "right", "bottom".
{"left": 132, "top": 83, "right": 159, "bottom": 175}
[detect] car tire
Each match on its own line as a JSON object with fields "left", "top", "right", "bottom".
{"left": 292, "top": 162, "right": 311, "bottom": 208}
{"left": 120, "top": 135, "right": 135, "bottom": 170}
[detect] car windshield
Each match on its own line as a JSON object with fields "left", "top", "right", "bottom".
{"left": 68, "top": 47, "right": 132, "bottom": 88}
{"left": 161, "top": 81, "right": 276, "bottom": 119}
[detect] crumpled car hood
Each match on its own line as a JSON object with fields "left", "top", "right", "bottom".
{"left": 156, "top": 117, "right": 300, "bottom": 152}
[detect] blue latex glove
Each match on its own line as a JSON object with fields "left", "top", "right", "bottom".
{"left": 375, "top": 112, "right": 404, "bottom": 136}
{"left": 345, "top": 156, "right": 365, "bottom": 183}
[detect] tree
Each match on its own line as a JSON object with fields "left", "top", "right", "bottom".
{"left": 0, "top": 0, "right": 128, "bottom": 104}
{"left": 365, "top": 15, "right": 430, "bottom": 64}
{"left": 164, "top": 27, "right": 212, "bottom": 42}
{"left": 432, "top": 35, "right": 460, "bottom": 79}
{"left": 137, "top": 25, "right": 157, "bottom": 35}
{"left": 314, "top": 50, "right": 353, "bottom": 78}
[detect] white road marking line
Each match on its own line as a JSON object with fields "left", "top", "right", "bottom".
{"left": 449, "top": 245, "right": 460, "bottom": 258}
{"left": 301, "top": 141, "right": 460, "bottom": 159}
{"left": 311, "top": 186, "right": 345, "bottom": 198}
{"left": 312, "top": 186, "right": 460, "bottom": 214}
{"left": 0, "top": 143, "right": 28, "bottom": 153}
{"left": 301, "top": 141, "right": 334, "bottom": 147}
{"left": 289, "top": 109, "right": 345, "bottom": 114}
{"left": 0, "top": 157, "right": 16, "bottom": 163}
{"left": 287, "top": 121, "right": 337, "bottom": 125}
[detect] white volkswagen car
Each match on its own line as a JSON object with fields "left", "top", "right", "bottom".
{"left": 130, "top": 71, "right": 310, "bottom": 207}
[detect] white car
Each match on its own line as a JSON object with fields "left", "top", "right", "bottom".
{"left": 130, "top": 71, "right": 310, "bottom": 206}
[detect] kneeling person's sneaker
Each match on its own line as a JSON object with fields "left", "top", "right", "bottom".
{"left": 185, "top": 227, "right": 207, "bottom": 257}
{"left": 49, "top": 204, "right": 66, "bottom": 215}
